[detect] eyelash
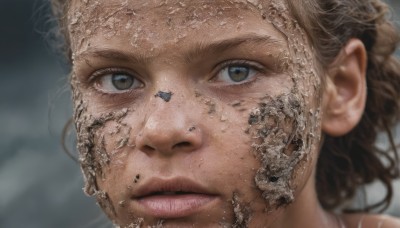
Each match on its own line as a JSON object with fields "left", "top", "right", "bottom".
{"left": 88, "top": 67, "right": 141, "bottom": 96}
{"left": 217, "top": 60, "right": 264, "bottom": 72}
{"left": 212, "top": 59, "right": 265, "bottom": 86}
{"left": 88, "top": 67, "right": 133, "bottom": 82}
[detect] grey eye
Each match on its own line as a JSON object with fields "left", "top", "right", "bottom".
{"left": 228, "top": 66, "right": 250, "bottom": 82}
{"left": 112, "top": 74, "right": 134, "bottom": 90}
{"left": 216, "top": 63, "right": 257, "bottom": 84}
{"left": 97, "top": 72, "right": 143, "bottom": 93}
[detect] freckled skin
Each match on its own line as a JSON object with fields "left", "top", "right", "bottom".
{"left": 68, "top": 0, "right": 333, "bottom": 227}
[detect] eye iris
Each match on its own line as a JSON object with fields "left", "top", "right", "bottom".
{"left": 228, "top": 66, "right": 250, "bottom": 82}
{"left": 112, "top": 74, "right": 134, "bottom": 90}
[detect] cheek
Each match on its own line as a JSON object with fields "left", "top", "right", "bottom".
{"left": 247, "top": 92, "right": 319, "bottom": 211}
{"left": 71, "top": 77, "right": 136, "bottom": 219}
{"left": 201, "top": 93, "right": 318, "bottom": 227}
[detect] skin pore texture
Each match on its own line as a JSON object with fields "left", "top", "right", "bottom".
{"left": 67, "top": 0, "right": 351, "bottom": 227}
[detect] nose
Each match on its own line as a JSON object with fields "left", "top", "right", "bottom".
{"left": 136, "top": 101, "right": 203, "bottom": 157}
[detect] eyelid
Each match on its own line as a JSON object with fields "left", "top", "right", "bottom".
{"left": 210, "top": 59, "right": 266, "bottom": 83}
{"left": 213, "top": 59, "right": 266, "bottom": 77}
{"left": 88, "top": 67, "right": 139, "bottom": 82}
{"left": 218, "top": 59, "right": 264, "bottom": 69}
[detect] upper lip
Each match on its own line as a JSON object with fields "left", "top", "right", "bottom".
{"left": 132, "top": 177, "right": 215, "bottom": 199}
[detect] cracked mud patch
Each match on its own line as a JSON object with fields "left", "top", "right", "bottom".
{"left": 246, "top": 0, "right": 321, "bottom": 212}
{"left": 95, "top": 190, "right": 117, "bottom": 219}
{"left": 248, "top": 93, "right": 308, "bottom": 210}
{"left": 73, "top": 96, "right": 129, "bottom": 196}
{"left": 232, "top": 192, "right": 252, "bottom": 228}
{"left": 71, "top": 73, "right": 135, "bottom": 222}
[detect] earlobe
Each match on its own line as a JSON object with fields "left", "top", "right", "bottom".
{"left": 322, "top": 39, "right": 367, "bottom": 137}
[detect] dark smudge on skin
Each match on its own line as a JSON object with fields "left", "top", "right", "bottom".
{"left": 155, "top": 91, "right": 173, "bottom": 102}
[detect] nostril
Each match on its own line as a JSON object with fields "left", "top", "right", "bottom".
{"left": 142, "top": 145, "right": 155, "bottom": 154}
{"left": 137, "top": 123, "right": 202, "bottom": 155}
{"left": 173, "top": 141, "right": 192, "bottom": 149}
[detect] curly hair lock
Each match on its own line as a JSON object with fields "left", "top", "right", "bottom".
{"left": 287, "top": 0, "right": 400, "bottom": 212}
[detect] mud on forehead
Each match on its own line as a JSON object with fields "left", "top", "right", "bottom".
{"left": 67, "top": 0, "right": 288, "bottom": 54}
{"left": 69, "top": 0, "right": 273, "bottom": 19}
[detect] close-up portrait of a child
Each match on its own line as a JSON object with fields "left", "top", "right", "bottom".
{"left": 2, "top": 0, "right": 400, "bottom": 227}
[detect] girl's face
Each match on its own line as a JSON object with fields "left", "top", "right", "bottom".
{"left": 69, "top": 0, "right": 321, "bottom": 227}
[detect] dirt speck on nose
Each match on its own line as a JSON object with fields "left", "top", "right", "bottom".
{"left": 155, "top": 91, "right": 173, "bottom": 102}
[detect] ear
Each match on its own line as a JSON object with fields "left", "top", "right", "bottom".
{"left": 322, "top": 39, "right": 367, "bottom": 137}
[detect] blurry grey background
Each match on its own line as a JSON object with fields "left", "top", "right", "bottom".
{"left": 0, "top": 0, "right": 111, "bottom": 227}
{"left": 0, "top": 0, "right": 399, "bottom": 227}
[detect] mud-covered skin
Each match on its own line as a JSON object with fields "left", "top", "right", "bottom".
{"left": 250, "top": 93, "right": 308, "bottom": 209}
{"left": 246, "top": 0, "right": 321, "bottom": 212}
{"left": 71, "top": 74, "right": 131, "bottom": 222}
{"left": 68, "top": 0, "right": 258, "bottom": 57}
{"left": 231, "top": 192, "right": 252, "bottom": 228}
{"left": 68, "top": 0, "right": 321, "bottom": 227}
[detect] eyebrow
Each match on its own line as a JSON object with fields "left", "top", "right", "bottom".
{"left": 75, "top": 48, "right": 153, "bottom": 65}
{"left": 75, "top": 34, "right": 282, "bottom": 65}
{"left": 185, "top": 34, "right": 282, "bottom": 63}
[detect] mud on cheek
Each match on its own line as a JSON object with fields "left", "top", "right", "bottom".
{"left": 71, "top": 74, "right": 137, "bottom": 221}
{"left": 248, "top": 92, "right": 315, "bottom": 210}
{"left": 231, "top": 192, "right": 252, "bottom": 228}
{"left": 242, "top": 0, "right": 322, "bottom": 212}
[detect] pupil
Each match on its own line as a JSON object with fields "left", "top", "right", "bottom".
{"left": 112, "top": 74, "right": 134, "bottom": 90}
{"left": 228, "top": 66, "right": 249, "bottom": 82}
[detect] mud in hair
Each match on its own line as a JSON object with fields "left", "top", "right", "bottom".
{"left": 287, "top": 0, "right": 400, "bottom": 212}
{"left": 51, "top": 0, "right": 400, "bottom": 212}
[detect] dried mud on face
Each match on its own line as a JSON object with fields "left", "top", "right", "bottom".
{"left": 244, "top": 0, "right": 321, "bottom": 213}
{"left": 73, "top": 78, "right": 129, "bottom": 196}
{"left": 68, "top": 0, "right": 322, "bottom": 226}
{"left": 231, "top": 192, "right": 252, "bottom": 228}
{"left": 71, "top": 73, "right": 134, "bottom": 221}
{"left": 249, "top": 93, "right": 307, "bottom": 209}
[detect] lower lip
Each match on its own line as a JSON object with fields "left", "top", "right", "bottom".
{"left": 135, "top": 194, "right": 217, "bottom": 218}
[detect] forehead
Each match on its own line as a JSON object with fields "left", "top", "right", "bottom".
{"left": 68, "top": 0, "right": 292, "bottom": 57}
{"left": 69, "top": 0, "right": 273, "bottom": 13}
{"left": 68, "top": 0, "right": 282, "bottom": 32}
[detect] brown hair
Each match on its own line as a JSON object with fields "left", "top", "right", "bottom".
{"left": 286, "top": 0, "right": 400, "bottom": 212}
{"left": 50, "top": 0, "right": 71, "bottom": 62}
{"left": 51, "top": 0, "right": 400, "bottom": 212}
